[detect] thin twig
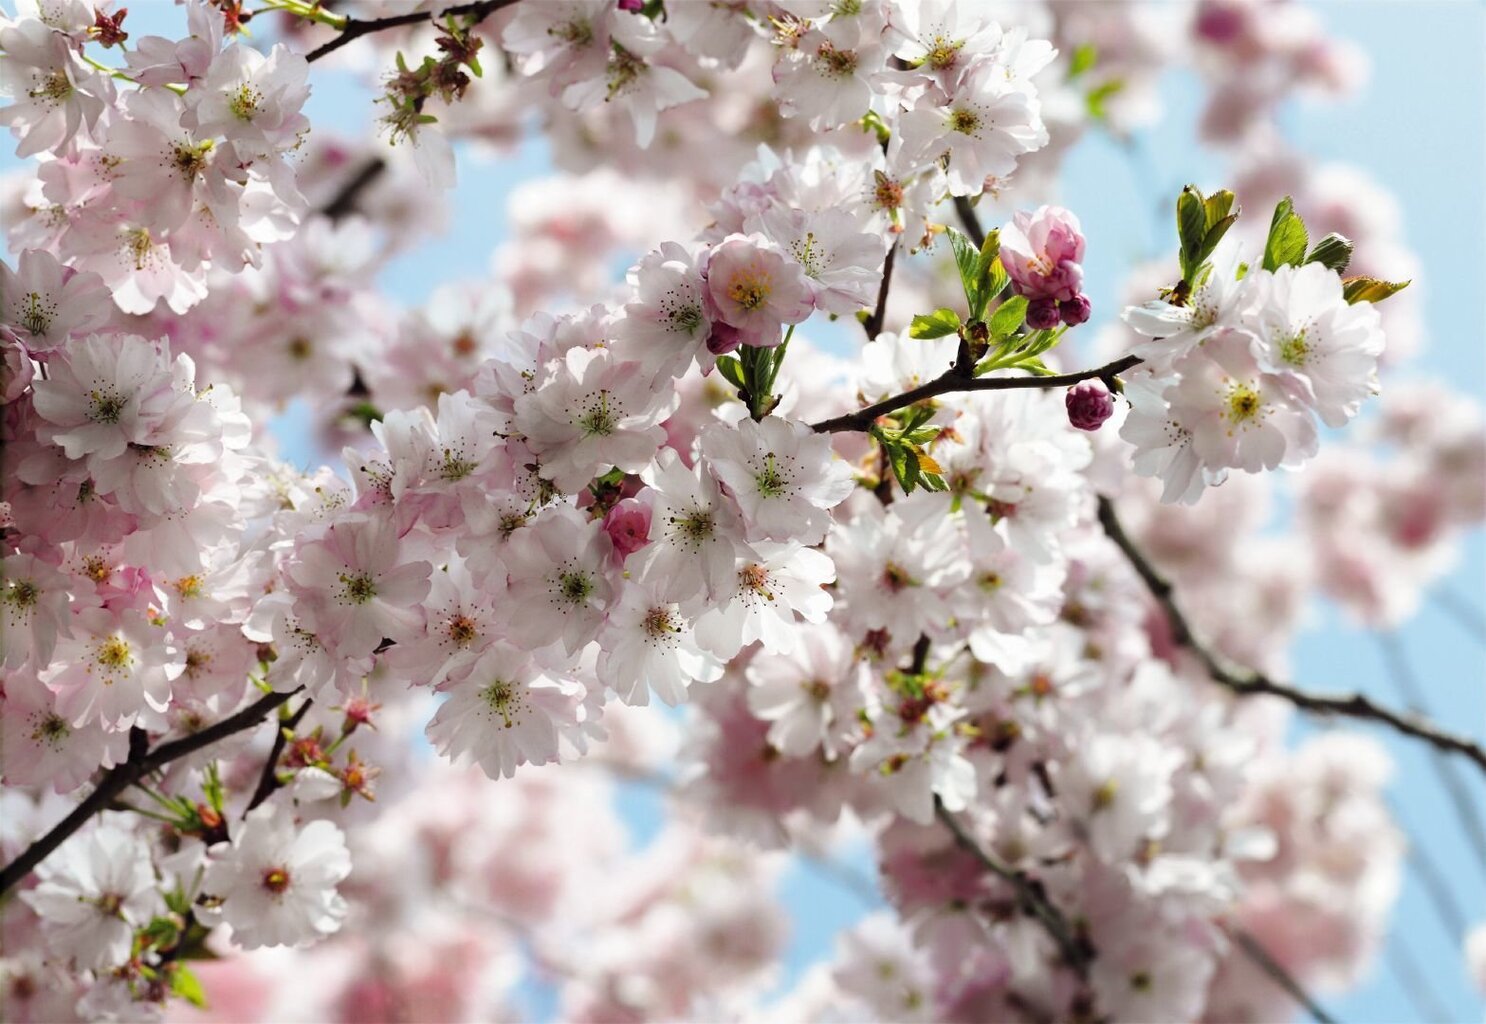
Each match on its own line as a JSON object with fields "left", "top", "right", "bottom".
{"left": 810, "top": 354, "right": 1141, "bottom": 434}
{"left": 934, "top": 798, "right": 1092, "bottom": 976}
{"left": 0, "top": 688, "right": 303, "bottom": 896}
{"left": 304, "top": 0, "right": 520, "bottom": 63}
{"left": 244, "top": 697, "right": 315, "bottom": 815}
{"left": 1385, "top": 940, "right": 1455, "bottom": 1024}
{"left": 1376, "top": 632, "right": 1486, "bottom": 869}
{"left": 1230, "top": 927, "right": 1338, "bottom": 1024}
{"left": 321, "top": 158, "right": 387, "bottom": 221}
{"left": 1431, "top": 584, "right": 1486, "bottom": 645}
{"left": 1096, "top": 496, "right": 1486, "bottom": 777}
{"left": 953, "top": 195, "right": 986, "bottom": 247}
{"left": 862, "top": 243, "right": 896, "bottom": 340}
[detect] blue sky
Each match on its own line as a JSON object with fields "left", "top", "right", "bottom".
{"left": 3, "top": 1, "right": 1482, "bottom": 1019}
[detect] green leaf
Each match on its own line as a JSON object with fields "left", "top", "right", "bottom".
{"left": 947, "top": 227, "right": 981, "bottom": 312}
{"left": 988, "top": 295, "right": 1028, "bottom": 342}
{"left": 1176, "top": 185, "right": 1208, "bottom": 280}
{"left": 1341, "top": 277, "right": 1411, "bottom": 304}
{"left": 909, "top": 307, "right": 962, "bottom": 340}
{"left": 170, "top": 965, "right": 208, "bottom": 1010}
{"left": 1203, "top": 189, "right": 1236, "bottom": 229}
{"left": 1068, "top": 43, "right": 1097, "bottom": 79}
{"left": 1085, "top": 78, "right": 1124, "bottom": 121}
{"left": 715, "top": 355, "right": 745, "bottom": 390}
{"left": 1262, "top": 197, "right": 1308, "bottom": 272}
{"left": 1305, "top": 232, "right": 1354, "bottom": 273}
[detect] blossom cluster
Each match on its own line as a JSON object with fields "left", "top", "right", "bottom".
{"left": 0, "top": 0, "right": 1473, "bottom": 1020}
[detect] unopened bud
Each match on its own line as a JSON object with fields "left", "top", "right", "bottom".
{"left": 1059, "top": 295, "right": 1092, "bottom": 326}
{"left": 1065, "top": 381, "right": 1114, "bottom": 432}
{"left": 1026, "top": 297, "right": 1061, "bottom": 331}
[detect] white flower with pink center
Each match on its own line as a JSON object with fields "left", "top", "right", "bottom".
{"left": 699, "top": 416, "right": 855, "bottom": 546}
{"left": 21, "top": 823, "right": 160, "bottom": 970}
{"left": 44, "top": 604, "right": 180, "bottom": 728}
{"left": 201, "top": 803, "right": 351, "bottom": 949}
{"left": 895, "top": 56, "right": 1048, "bottom": 197}
{"left": 597, "top": 579, "right": 722, "bottom": 707}
{"left": 501, "top": 506, "right": 615, "bottom": 654}
{"left": 693, "top": 541, "right": 836, "bottom": 660}
{"left": 0, "top": 248, "right": 111, "bottom": 352}
{"left": 425, "top": 641, "right": 586, "bottom": 779}
{"left": 514, "top": 346, "right": 673, "bottom": 494}
{"left": 745, "top": 622, "right": 868, "bottom": 760}
{"left": 284, "top": 514, "right": 433, "bottom": 660}
{"left": 702, "top": 234, "right": 815, "bottom": 348}
{"left": 0, "top": 16, "right": 110, "bottom": 158}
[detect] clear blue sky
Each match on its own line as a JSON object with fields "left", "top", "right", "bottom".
{"left": 2, "top": 2, "right": 1481, "bottom": 1020}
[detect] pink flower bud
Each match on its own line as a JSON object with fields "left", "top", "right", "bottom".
{"left": 1027, "top": 297, "right": 1061, "bottom": 331}
{"left": 603, "top": 498, "right": 652, "bottom": 562}
{"left": 1065, "top": 381, "right": 1114, "bottom": 432}
{"left": 706, "top": 321, "right": 742, "bottom": 355}
{"left": 1059, "top": 295, "right": 1092, "bottom": 326}
{"left": 999, "top": 206, "right": 1086, "bottom": 303}
{"left": 618, "top": 0, "right": 644, "bottom": 9}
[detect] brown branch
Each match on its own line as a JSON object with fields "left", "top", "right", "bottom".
{"left": 953, "top": 195, "right": 986, "bottom": 247}
{"left": 0, "top": 687, "right": 303, "bottom": 896}
{"left": 862, "top": 243, "right": 896, "bottom": 340}
{"left": 304, "top": 0, "right": 520, "bottom": 63}
{"left": 321, "top": 158, "right": 386, "bottom": 221}
{"left": 245, "top": 697, "right": 315, "bottom": 815}
{"left": 1096, "top": 496, "right": 1486, "bottom": 777}
{"left": 934, "top": 798, "right": 1093, "bottom": 977}
{"left": 810, "top": 355, "right": 1141, "bottom": 434}
{"left": 1230, "top": 927, "right": 1338, "bottom": 1024}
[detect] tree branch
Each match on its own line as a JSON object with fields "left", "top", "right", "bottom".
{"left": 321, "top": 158, "right": 387, "bottom": 221}
{"left": 245, "top": 697, "right": 315, "bottom": 815}
{"left": 953, "top": 195, "right": 986, "bottom": 247}
{"left": 810, "top": 355, "right": 1141, "bottom": 434}
{"left": 1096, "top": 496, "right": 1486, "bottom": 777}
{"left": 304, "top": 0, "right": 520, "bottom": 63}
{"left": 934, "top": 798, "right": 1093, "bottom": 977}
{"left": 862, "top": 243, "right": 896, "bottom": 340}
{"left": 0, "top": 687, "right": 303, "bottom": 896}
{"left": 1230, "top": 927, "right": 1338, "bottom": 1024}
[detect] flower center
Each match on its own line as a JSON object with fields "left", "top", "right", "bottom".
{"left": 949, "top": 108, "right": 981, "bottom": 135}
{"left": 815, "top": 40, "right": 858, "bottom": 78}
{"left": 1092, "top": 778, "right": 1119, "bottom": 812}
{"left": 578, "top": 392, "right": 618, "bottom": 437}
{"left": 262, "top": 868, "right": 291, "bottom": 895}
{"left": 1224, "top": 382, "right": 1263, "bottom": 424}
{"left": 4, "top": 578, "right": 39, "bottom": 611}
{"left": 753, "top": 454, "right": 789, "bottom": 498}
{"left": 19, "top": 291, "right": 53, "bottom": 336}
{"left": 174, "top": 575, "right": 204, "bottom": 599}
{"left": 1278, "top": 329, "right": 1309, "bottom": 366}
{"left": 228, "top": 84, "right": 262, "bottom": 121}
{"left": 97, "top": 635, "right": 133, "bottom": 672}
{"left": 31, "top": 711, "right": 70, "bottom": 747}
{"left": 739, "top": 563, "right": 774, "bottom": 600}
{"left": 926, "top": 37, "right": 961, "bottom": 71}
{"left": 338, "top": 572, "right": 378, "bottom": 604}
{"left": 89, "top": 389, "right": 127, "bottom": 424}
{"left": 558, "top": 570, "right": 593, "bottom": 604}
{"left": 447, "top": 614, "right": 478, "bottom": 646}
{"left": 643, "top": 606, "right": 678, "bottom": 638}
{"left": 481, "top": 679, "right": 517, "bottom": 727}
{"left": 727, "top": 271, "right": 772, "bottom": 312}
{"left": 30, "top": 70, "right": 72, "bottom": 103}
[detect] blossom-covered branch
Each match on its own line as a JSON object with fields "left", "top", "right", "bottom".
{"left": 811, "top": 355, "right": 1142, "bottom": 434}
{"left": 0, "top": 687, "right": 301, "bottom": 896}
{"left": 303, "top": 0, "right": 520, "bottom": 63}
{"left": 1097, "top": 497, "right": 1486, "bottom": 775}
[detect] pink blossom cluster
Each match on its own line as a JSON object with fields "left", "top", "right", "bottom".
{"left": 0, "top": 0, "right": 1473, "bottom": 1020}
{"left": 1, "top": 0, "right": 311, "bottom": 315}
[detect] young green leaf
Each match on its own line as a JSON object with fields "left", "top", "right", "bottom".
{"left": 988, "top": 295, "right": 1029, "bottom": 341}
{"left": 170, "top": 965, "right": 208, "bottom": 1009}
{"left": 1305, "top": 232, "right": 1354, "bottom": 274}
{"left": 1176, "top": 185, "right": 1208, "bottom": 280}
{"left": 909, "top": 307, "right": 963, "bottom": 340}
{"left": 1262, "top": 197, "right": 1308, "bottom": 272}
{"left": 1341, "top": 277, "right": 1411, "bottom": 304}
{"left": 715, "top": 354, "right": 745, "bottom": 390}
